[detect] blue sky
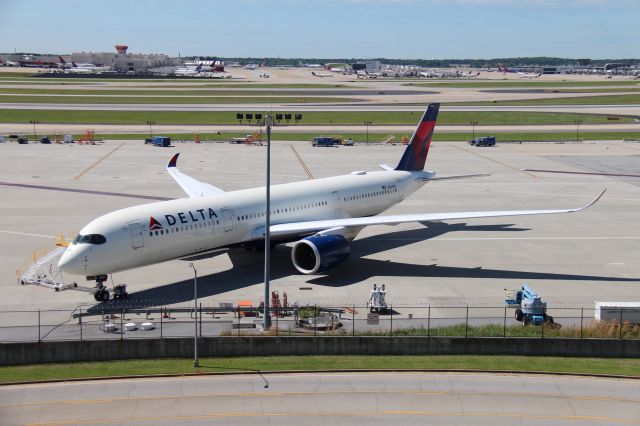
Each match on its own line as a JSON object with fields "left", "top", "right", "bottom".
{"left": 0, "top": 0, "right": 638, "bottom": 59}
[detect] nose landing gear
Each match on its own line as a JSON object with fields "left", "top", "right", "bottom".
{"left": 93, "top": 276, "right": 110, "bottom": 302}
{"left": 92, "top": 275, "right": 128, "bottom": 302}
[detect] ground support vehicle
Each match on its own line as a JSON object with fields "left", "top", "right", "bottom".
{"left": 505, "top": 284, "right": 553, "bottom": 326}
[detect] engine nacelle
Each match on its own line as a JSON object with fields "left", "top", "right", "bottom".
{"left": 291, "top": 235, "right": 351, "bottom": 274}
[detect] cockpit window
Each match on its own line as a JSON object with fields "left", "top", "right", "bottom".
{"left": 72, "top": 234, "right": 107, "bottom": 245}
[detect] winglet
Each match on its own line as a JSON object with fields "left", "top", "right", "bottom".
{"left": 168, "top": 153, "right": 179, "bottom": 168}
{"left": 577, "top": 188, "right": 606, "bottom": 211}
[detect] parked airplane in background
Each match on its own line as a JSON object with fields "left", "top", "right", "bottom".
{"left": 518, "top": 72, "right": 542, "bottom": 79}
{"left": 174, "top": 63, "right": 203, "bottom": 76}
{"left": 59, "top": 56, "right": 110, "bottom": 73}
{"left": 58, "top": 104, "right": 605, "bottom": 301}
{"left": 311, "top": 71, "right": 333, "bottom": 78}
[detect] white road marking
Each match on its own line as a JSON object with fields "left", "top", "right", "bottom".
{"left": 0, "top": 229, "right": 53, "bottom": 239}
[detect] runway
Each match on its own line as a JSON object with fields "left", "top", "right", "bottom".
{"left": 2, "top": 102, "right": 640, "bottom": 116}
{"left": 1, "top": 372, "right": 638, "bottom": 425}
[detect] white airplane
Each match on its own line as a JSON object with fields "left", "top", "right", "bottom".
{"left": 518, "top": 72, "right": 541, "bottom": 79}
{"left": 173, "top": 63, "right": 204, "bottom": 76}
{"left": 311, "top": 71, "right": 333, "bottom": 78}
{"left": 59, "top": 57, "right": 110, "bottom": 73}
{"left": 58, "top": 104, "right": 605, "bottom": 301}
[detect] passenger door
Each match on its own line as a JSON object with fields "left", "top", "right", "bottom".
{"left": 221, "top": 208, "right": 234, "bottom": 232}
{"left": 128, "top": 221, "right": 144, "bottom": 249}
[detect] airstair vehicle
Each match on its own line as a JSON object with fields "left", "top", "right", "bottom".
{"left": 17, "top": 234, "right": 100, "bottom": 297}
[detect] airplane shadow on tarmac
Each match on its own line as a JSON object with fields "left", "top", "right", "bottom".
{"left": 88, "top": 222, "right": 638, "bottom": 311}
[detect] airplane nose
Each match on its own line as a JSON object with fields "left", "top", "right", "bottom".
{"left": 58, "top": 247, "right": 83, "bottom": 274}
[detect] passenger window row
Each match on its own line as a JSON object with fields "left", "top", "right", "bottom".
{"left": 237, "top": 200, "right": 328, "bottom": 222}
{"left": 344, "top": 188, "right": 397, "bottom": 202}
{"left": 149, "top": 219, "right": 219, "bottom": 237}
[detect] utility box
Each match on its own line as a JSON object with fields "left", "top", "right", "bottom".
{"left": 595, "top": 302, "right": 640, "bottom": 324}
{"left": 64, "top": 134, "right": 74, "bottom": 143}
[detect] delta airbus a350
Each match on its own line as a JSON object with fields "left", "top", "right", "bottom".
{"left": 58, "top": 104, "right": 604, "bottom": 301}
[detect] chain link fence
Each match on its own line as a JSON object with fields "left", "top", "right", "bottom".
{"left": 0, "top": 304, "right": 638, "bottom": 343}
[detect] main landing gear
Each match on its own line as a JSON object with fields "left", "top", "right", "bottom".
{"left": 93, "top": 275, "right": 128, "bottom": 302}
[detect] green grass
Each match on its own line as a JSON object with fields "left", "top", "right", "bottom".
{"left": 358, "top": 323, "right": 640, "bottom": 339}
{"left": 406, "top": 80, "right": 640, "bottom": 88}
{"left": 0, "top": 109, "right": 633, "bottom": 125}
{"left": 452, "top": 94, "right": 640, "bottom": 106}
{"left": 0, "top": 355, "right": 639, "bottom": 384}
{"left": 0, "top": 95, "right": 358, "bottom": 104}
{"left": 0, "top": 88, "right": 360, "bottom": 96}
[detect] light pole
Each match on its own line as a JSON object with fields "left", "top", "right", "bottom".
{"left": 470, "top": 120, "right": 479, "bottom": 141}
{"left": 364, "top": 121, "right": 372, "bottom": 144}
{"left": 29, "top": 120, "right": 39, "bottom": 142}
{"left": 188, "top": 262, "right": 199, "bottom": 367}
{"left": 146, "top": 120, "right": 155, "bottom": 139}
{"left": 263, "top": 114, "right": 272, "bottom": 331}
{"left": 574, "top": 119, "right": 583, "bottom": 142}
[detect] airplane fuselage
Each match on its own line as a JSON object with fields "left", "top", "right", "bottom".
{"left": 59, "top": 170, "right": 425, "bottom": 277}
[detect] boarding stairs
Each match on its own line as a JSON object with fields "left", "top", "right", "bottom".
{"left": 18, "top": 246, "right": 71, "bottom": 290}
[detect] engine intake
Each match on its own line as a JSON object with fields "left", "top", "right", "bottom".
{"left": 291, "top": 235, "right": 351, "bottom": 274}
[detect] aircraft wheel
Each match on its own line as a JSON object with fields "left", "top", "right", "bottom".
{"left": 100, "top": 290, "right": 110, "bottom": 302}
{"left": 94, "top": 291, "right": 102, "bottom": 302}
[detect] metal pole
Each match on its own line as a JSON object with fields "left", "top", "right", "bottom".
{"left": 352, "top": 305, "right": 355, "bottom": 336}
{"left": 199, "top": 302, "right": 202, "bottom": 338}
{"left": 188, "top": 262, "right": 199, "bottom": 367}
{"left": 160, "top": 309, "right": 163, "bottom": 339}
{"left": 465, "top": 305, "right": 469, "bottom": 338}
{"left": 263, "top": 114, "right": 272, "bottom": 331}
{"left": 79, "top": 306, "right": 83, "bottom": 342}
{"left": 30, "top": 120, "right": 39, "bottom": 143}
{"left": 390, "top": 305, "right": 393, "bottom": 336}
{"left": 470, "top": 121, "right": 478, "bottom": 141}
{"left": 120, "top": 308, "right": 124, "bottom": 341}
{"left": 38, "top": 309, "right": 41, "bottom": 342}
{"left": 427, "top": 305, "right": 431, "bottom": 337}
{"left": 314, "top": 304, "right": 317, "bottom": 337}
{"left": 575, "top": 120, "right": 582, "bottom": 142}
{"left": 580, "top": 307, "right": 584, "bottom": 339}
{"left": 503, "top": 306, "right": 507, "bottom": 338}
{"left": 619, "top": 308, "right": 623, "bottom": 340}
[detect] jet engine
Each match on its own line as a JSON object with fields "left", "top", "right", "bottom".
{"left": 291, "top": 235, "right": 351, "bottom": 274}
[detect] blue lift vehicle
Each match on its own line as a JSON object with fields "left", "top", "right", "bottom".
{"left": 505, "top": 284, "right": 554, "bottom": 326}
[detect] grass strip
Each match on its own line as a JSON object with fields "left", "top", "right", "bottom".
{"left": 0, "top": 88, "right": 365, "bottom": 96}
{"left": 0, "top": 355, "right": 639, "bottom": 384}
{"left": 0, "top": 95, "right": 358, "bottom": 104}
{"left": 406, "top": 80, "right": 640, "bottom": 88}
{"left": 452, "top": 94, "right": 640, "bottom": 106}
{"left": 0, "top": 110, "right": 633, "bottom": 125}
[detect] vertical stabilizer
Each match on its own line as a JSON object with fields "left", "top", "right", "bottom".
{"left": 395, "top": 103, "right": 440, "bottom": 171}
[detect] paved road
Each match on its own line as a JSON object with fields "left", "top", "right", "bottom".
{"left": 1, "top": 372, "right": 638, "bottom": 425}
{"left": 1, "top": 102, "right": 640, "bottom": 115}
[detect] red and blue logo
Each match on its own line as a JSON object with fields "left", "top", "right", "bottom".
{"left": 149, "top": 216, "right": 163, "bottom": 230}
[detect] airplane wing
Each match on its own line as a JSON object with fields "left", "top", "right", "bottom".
{"left": 167, "top": 153, "right": 224, "bottom": 198}
{"left": 270, "top": 189, "right": 605, "bottom": 237}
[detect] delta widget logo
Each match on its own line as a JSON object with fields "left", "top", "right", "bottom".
{"left": 149, "top": 216, "right": 163, "bottom": 230}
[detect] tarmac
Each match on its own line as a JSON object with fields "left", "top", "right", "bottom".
{"left": 0, "top": 138, "right": 638, "bottom": 323}
{"left": 2, "top": 372, "right": 639, "bottom": 425}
